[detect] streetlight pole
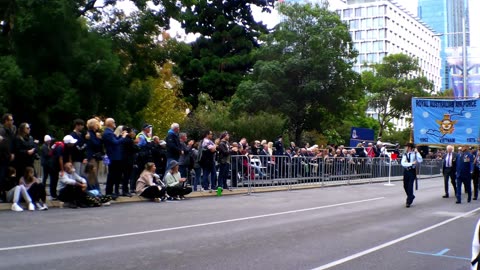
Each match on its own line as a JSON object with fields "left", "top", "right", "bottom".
{"left": 462, "top": 15, "right": 468, "bottom": 98}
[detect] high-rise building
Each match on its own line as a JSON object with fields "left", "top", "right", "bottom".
{"left": 418, "top": 0, "right": 470, "bottom": 92}
{"left": 336, "top": 0, "right": 441, "bottom": 130}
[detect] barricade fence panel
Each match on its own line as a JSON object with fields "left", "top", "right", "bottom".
{"left": 33, "top": 156, "right": 443, "bottom": 193}
{"left": 228, "top": 155, "right": 443, "bottom": 192}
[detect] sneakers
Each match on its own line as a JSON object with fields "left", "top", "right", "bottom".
{"left": 28, "top": 203, "right": 35, "bottom": 211}
{"left": 11, "top": 203, "right": 23, "bottom": 212}
{"left": 36, "top": 202, "right": 48, "bottom": 211}
{"left": 102, "top": 202, "right": 111, "bottom": 206}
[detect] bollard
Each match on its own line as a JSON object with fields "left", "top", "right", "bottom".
{"left": 216, "top": 187, "right": 223, "bottom": 196}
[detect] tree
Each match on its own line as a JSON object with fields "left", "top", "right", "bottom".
{"left": 174, "top": 0, "right": 276, "bottom": 103}
{"left": 362, "top": 53, "right": 433, "bottom": 138}
{"left": 183, "top": 93, "right": 287, "bottom": 142}
{"left": 230, "top": 2, "right": 361, "bottom": 143}
{"left": 140, "top": 62, "right": 190, "bottom": 136}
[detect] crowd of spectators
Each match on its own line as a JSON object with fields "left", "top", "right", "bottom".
{"left": 0, "top": 112, "right": 445, "bottom": 211}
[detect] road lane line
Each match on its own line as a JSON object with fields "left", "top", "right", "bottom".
{"left": 311, "top": 206, "right": 480, "bottom": 270}
{"left": 0, "top": 197, "right": 384, "bottom": 252}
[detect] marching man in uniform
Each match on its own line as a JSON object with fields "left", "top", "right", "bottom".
{"left": 401, "top": 143, "right": 423, "bottom": 208}
{"left": 455, "top": 146, "right": 473, "bottom": 204}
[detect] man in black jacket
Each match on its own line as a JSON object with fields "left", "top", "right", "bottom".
{"left": 165, "top": 123, "right": 182, "bottom": 174}
{"left": 442, "top": 145, "right": 457, "bottom": 198}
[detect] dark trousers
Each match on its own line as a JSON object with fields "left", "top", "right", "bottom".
{"left": 140, "top": 185, "right": 166, "bottom": 199}
{"left": 443, "top": 167, "right": 456, "bottom": 196}
{"left": 58, "top": 185, "right": 86, "bottom": 204}
{"left": 167, "top": 185, "right": 192, "bottom": 197}
{"left": 473, "top": 167, "right": 479, "bottom": 199}
{"left": 403, "top": 170, "right": 416, "bottom": 204}
{"left": 50, "top": 168, "right": 60, "bottom": 198}
{"left": 193, "top": 167, "right": 201, "bottom": 191}
{"left": 218, "top": 163, "right": 229, "bottom": 189}
{"left": 27, "top": 182, "right": 47, "bottom": 203}
{"left": 201, "top": 163, "right": 217, "bottom": 190}
{"left": 121, "top": 160, "right": 133, "bottom": 194}
{"left": 456, "top": 175, "right": 472, "bottom": 202}
{"left": 0, "top": 163, "right": 7, "bottom": 193}
{"left": 42, "top": 166, "right": 53, "bottom": 186}
{"left": 106, "top": 160, "right": 123, "bottom": 195}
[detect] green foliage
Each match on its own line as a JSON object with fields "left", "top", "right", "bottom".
{"left": 183, "top": 94, "right": 286, "bottom": 142}
{"left": 362, "top": 53, "right": 433, "bottom": 138}
{"left": 231, "top": 2, "right": 361, "bottom": 143}
{"left": 0, "top": 0, "right": 190, "bottom": 138}
{"left": 174, "top": 0, "right": 276, "bottom": 103}
{"left": 140, "top": 62, "right": 191, "bottom": 136}
{"left": 381, "top": 128, "right": 411, "bottom": 146}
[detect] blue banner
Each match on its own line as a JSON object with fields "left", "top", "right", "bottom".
{"left": 412, "top": 98, "right": 480, "bottom": 145}
{"left": 350, "top": 127, "right": 374, "bottom": 147}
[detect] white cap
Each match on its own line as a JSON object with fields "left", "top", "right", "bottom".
{"left": 44, "top": 135, "right": 52, "bottom": 142}
{"left": 63, "top": 135, "right": 77, "bottom": 144}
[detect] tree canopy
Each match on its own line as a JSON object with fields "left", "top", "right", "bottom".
{"left": 230, "top": 2, "right": 362, "bottom": 143}
{"left": 361, "top": 53, "right": 433, "bottom": 138}
{"left": 174, "top": 0, "right": 276, "bottom": 103}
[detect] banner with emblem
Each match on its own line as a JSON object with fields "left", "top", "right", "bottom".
{"left": 412, "top": 98, "right": 480, "bottom": 145}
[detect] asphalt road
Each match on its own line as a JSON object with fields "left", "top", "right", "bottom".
{"left": 0, "top": 176, "right": 478, "bottom": 270}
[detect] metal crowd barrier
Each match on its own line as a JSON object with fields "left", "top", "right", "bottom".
{"left": 33, "top": 156, "right": 443, "bottom": 194}
{"left": 228, "top": 155, "right": 443, "bottom": 194}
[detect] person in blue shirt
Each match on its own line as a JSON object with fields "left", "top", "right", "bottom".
{"left": 401, "top": 143, "right": 423, "bottom": 208}
{"left": 455, "top": 146, "right": 474, "bottom": 204}
{"left": 102, "top": 118, "right": 127, "bottom": 197}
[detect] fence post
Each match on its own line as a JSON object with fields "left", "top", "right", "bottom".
{"left": 385, "top": 157, "right": 395, "bottom": 186}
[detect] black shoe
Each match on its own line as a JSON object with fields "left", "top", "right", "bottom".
{"left": 442, "top": 194, "right": 449, "bottom": 198}
{"left": 456, "top": 201, "right": 461, "bottom": 204}
{"left": 122, "top": 192, "right": 132, "bottom": 197}
{"left": 406, "top": 203, "right": 411, "bottom": 208}
{"left": 474, "top": 197, "right": 478, "bottom": 200}
{"left": 68, "top": 202, "right": 78, "bottom": 209}
{"left": 468, "top": 198, "right": 471, "bottom": 203}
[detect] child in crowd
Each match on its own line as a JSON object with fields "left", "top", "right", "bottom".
{"left": 4, "top": 167, "right": 34, "bottom": 212}
{"left": 84, "top": 162, "right": 112, "bottom": 207}
{"left": 19, "top": 166, "right": 48, "bottom": 210}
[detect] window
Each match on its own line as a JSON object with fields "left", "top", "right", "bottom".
{"left": 367, "top": 7, "right": 374, "bottom": 17}
{"left": 366, "top": 18, "right": 372, "bottom": 28}
{"left": 355, "top": 31, "right": 364, "bottom": 40}
{"left": 361, "top": 19, "right": 367, "bottom": 28}
{"left": 349, "top": 20, "right": 358, "bottom": 29}
{"left": 367, "top": 53, "right": 376, "bottom": 62}
{"left": 374, "top": 17, "right": 385, "bottom": 28}
{"left": 355, "top": 7, "right": 364, "bottom": 17}
{"left": 343, "top": 9, "right": 352, "bottom": 18}
{"left": 378, "top": 29, "right": 386, "bottom": 39}
{"left": 374, "top": 41, "right": 384, "bottom": 51}
{"left": 367, "top": 30, "right": 375, "bottom": 39}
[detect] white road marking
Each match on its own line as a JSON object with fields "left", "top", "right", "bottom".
{"left": 0, "top": 197, "right": 384, "bottom": 252}
{"left": 311, "top": 206, "right": 480, "bottom": 270}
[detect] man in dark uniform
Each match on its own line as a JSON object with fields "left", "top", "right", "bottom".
{"left": 442, "top": 145, "right": 457, "bottom": 198}
{"left": 401, "top": 143, "right": 423, "bottom": 208}
{"left": 273, "top": 135, "right": 285, "bottom": 178}
{"left": 455, "top": 146, "right": 473, "bottom": 204}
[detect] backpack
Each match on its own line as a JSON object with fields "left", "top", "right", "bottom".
{"left": 49, "top": 141, "right": 64, "bottom": 156}
{"left": 196, "top": 139, "right": 204, "bottom": 163}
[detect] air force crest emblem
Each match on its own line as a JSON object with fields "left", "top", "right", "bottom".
{"left": 435, "top": 114, "right": 458, "bottom": 135}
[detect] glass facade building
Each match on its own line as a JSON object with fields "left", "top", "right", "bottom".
{"left": 418, "top": 0, "right": 471, "bottom": 92}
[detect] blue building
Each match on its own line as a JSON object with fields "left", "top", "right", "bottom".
{"left": 418, "top": 0, "right": 470, "bottom": 92}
